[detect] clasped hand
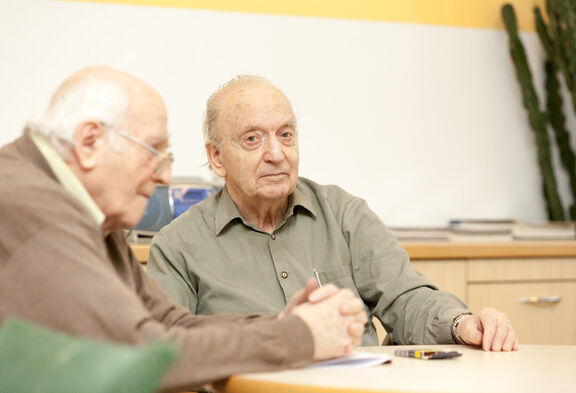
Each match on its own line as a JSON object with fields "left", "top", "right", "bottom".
{"left": 281, "top": 278, "right": 367, "bottom": 360}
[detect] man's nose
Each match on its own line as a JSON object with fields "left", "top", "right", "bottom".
{"left": 262, "top": 136, "right": 285, "bottom": 162}
{"left": 153, "top": 164, "right": 172, "bottom": 186}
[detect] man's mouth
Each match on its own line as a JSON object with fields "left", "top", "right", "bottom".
{"left": 261, "top": 172, "right": 287, "bottom": 178}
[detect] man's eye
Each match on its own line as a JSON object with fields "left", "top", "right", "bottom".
{"left": 242, "top": 133, "right": 263, "bottom": 149}
{"left": 280, "top": 130, "right": 295, "bottom": 142}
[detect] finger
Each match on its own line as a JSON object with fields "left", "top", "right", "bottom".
{"left": 343, "top": 343, "right": 355, "bottom": 354}
{"left": 289, "top": 288, "right": 306, "bottom": 304}
{"left": 303, "top": 277, "right": 320, "bottom": 302}
{"left": 308, "top": 283, "right": 339, "bottom": 302}
{"left": 339, "top": 297, "right": 365, "bottom": 315}
{"left": 461, "top": 325, "right": 483, "bottom": 346}
{"left": 512, "top": 337, "right": 519, "bottom": 351}
{"left": 456, "top": 314, "right": 481, "bottom": 346}
{"left": 480, "top": 310, "right": 497, "bottom": 351}
{"left": 347, "top": 321, "right": 366, "bottom": 337}
{"left": 501, "top": 327, "right": 517, "bottom": 352}
{"left": 490, "top": 316, "right": 510, "bottom": 352}
{"left": 285, "top": 285, "right": 309, "bottom": 310}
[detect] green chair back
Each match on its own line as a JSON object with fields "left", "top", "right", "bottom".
{"left": 0, "top": 319, "right": 178, "bottom": 393}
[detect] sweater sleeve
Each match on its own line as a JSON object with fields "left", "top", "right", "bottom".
{"left": 106, "top": 232, "right": 316, "bottom": 390}
{"left": 2, "top": 222, "right": 313, "bottom": 393}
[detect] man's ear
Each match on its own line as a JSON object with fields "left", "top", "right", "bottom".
{"left": 205, "top": 142, "right": 226, "bottom": 178}
{"left": 72, "top": 121, "right": 105, "bottom": 170}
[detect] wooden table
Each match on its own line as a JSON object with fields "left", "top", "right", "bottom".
{"left": 221, "top": 345, "right": 576, "bottom": 393}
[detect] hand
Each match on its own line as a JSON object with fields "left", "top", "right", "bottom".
{"left": 457, "top": 307, "right": 518, "bottom": 351}
{"left": 291, "top": 286, "right": 367, "bottom": 360}
{"left": 280, "top": 278, "right": 322, "bottom": 318}
{"left": 281, "top": 278, "right": 362, "bottom": 317}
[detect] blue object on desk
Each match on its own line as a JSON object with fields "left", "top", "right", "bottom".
{"left": 134, "top": 186, "right": 172, "bottom": 233}
{"left": 134, "top": 182, "right": 218, "bottom": 233}
{"left": 171, "top": 186, "right": 216, "bottom": 218}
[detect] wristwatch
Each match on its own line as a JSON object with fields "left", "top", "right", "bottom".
{"left": 451, "top": 312, "right": 473, "bottom": 345}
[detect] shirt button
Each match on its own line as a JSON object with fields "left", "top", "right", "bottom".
{"left": 281, "top": 271, "right": 288, "bottom": 279}
{"left": 271, "top": 233, "right": 277, "bottom": 240}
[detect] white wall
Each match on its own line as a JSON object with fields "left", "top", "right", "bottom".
{"left": 1, "top": 0, "right": 573, "bottom": 226}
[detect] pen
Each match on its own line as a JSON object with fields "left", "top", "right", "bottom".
{"left": 313, "top": 268, "right": 322, "bottom": 288}
{"left": 394, "top": 349, "right": 462, "bottom": 360}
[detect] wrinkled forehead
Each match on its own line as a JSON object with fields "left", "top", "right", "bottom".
{"left": 217, "top": 82, "right": 295, "bottom": 135}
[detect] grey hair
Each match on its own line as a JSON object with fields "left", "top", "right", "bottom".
{"left": 202, "top": 74, "right": 273, "bottom": 149}
{"left": 26, "top": 73, "right": 130, "bottom": 159}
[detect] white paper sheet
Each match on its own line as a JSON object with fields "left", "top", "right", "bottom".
{"left": 306, "top": 351, "right": 391, "bottom": 369}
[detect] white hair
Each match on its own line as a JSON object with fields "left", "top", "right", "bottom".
{"left": 27, "top": 73, "right": 130, "bottom": 158}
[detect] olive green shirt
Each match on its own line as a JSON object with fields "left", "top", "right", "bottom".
{"left": 148, "top": 177, "right": 469, "bottom": 345}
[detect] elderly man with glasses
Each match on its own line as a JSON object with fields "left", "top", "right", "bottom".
{"left": 0, "top": 66, "right": 368, "bottom": 392}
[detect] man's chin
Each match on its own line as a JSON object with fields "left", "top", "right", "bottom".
{"left": 258, "top": 184, "right": 295, "bottom": 200}
{"left": 122, "top": 206, "right": 149, "bottom": 231}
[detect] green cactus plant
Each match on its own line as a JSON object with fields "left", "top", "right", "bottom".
{"left": 502, "top": 1, "right": 576, "bottom": 220}
{"left": 501, "top": 4, "right": 565, "bottom": 220}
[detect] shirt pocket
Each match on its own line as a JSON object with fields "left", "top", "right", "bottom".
{"left": 318, "top": 266, "right": 360, "bottom": 297}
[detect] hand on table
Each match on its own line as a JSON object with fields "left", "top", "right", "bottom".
{"left": 457, "top": 307, "right": 519, "bottom": 351}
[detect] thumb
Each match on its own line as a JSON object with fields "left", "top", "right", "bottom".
{"left": 304, "top": 277, "right": 319, "bottom": 301}
{"left": 459, "top": 316, "right": 483, "bottom": 346}
{"left": 461, "top": 328, "right": 483, "bottom": 346}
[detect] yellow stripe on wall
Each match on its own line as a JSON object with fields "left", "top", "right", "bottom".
{"left": 54, "top": 0, "right": 545, "bottom": 32}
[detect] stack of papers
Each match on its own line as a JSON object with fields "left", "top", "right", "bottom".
{"left": 306, "top": 351, "right": 391, "bottom": 369}
{"left": 391, "top": 220, "right": 575, "bottom": 242}
{"left": 388, "top": 227, "right": 451, "bottom": 242}
{"left": 512, "top": 221, "right": 575, "bottom": 240}
{"left": 448, "top": 219, "right": 514, "bottom": 242}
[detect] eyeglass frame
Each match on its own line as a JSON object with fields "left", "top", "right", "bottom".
{"left": 103, "top": 125, "right": 174, "bottom": 174}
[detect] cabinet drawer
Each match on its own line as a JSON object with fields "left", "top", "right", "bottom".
{"left": 468, "top": 258, "right": 576, "bottom": 282}
{"left": 468, "top": 281, "right": 576, "bottom": 344}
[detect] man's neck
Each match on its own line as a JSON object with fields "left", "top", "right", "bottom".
{"left": 229, "top": 189, "right": 289, "bottom": 234}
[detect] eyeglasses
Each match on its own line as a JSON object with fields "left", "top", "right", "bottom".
{"left": 110, "top": 128, "right": 174, "bottom": 174}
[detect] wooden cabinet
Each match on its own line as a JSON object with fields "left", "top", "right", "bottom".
{"left": 466, "top": 258, "right": 576, "bottom": 344}
{"left": 405, "top": 243, "right": 576, "bottom": 345}
{"left": 468, "top": 281, "right": 576, "bottom": 344}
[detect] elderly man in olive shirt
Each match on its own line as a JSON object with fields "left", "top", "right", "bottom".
{"left": 148, "top": 75, "right": 518, "bottom": 351}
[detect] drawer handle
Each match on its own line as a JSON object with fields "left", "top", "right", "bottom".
{"left": 518, "top": 296, "right": 562, "bottom": 304}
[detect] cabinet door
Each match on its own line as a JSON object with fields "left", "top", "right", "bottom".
{"left": 468, "top": 282, "right": 576, "bottom": 344}
{"left": 411, "top": 260, "right": 467, "bottom": 301}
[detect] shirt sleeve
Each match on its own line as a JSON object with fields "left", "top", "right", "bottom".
{"left": 147, "top": 229, "right": 200, "bottom": 312}
{"left": 341, "top": 197, "right": 470, "bottom": 344}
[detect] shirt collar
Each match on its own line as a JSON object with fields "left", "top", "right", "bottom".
{"left": 214, "top": 180, "right": 317, "bottom": 235}
{"left": 30, "top": 132, "right": 105, "bottom": 227}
